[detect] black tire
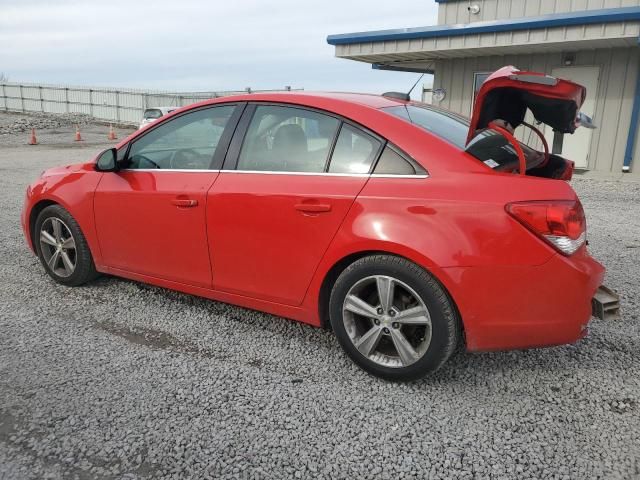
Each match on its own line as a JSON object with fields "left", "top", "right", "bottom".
{"left": 329, "top": 254, "right": 460, "bottom": 381}
{"left": 34, "top": 205, "right": 99, "bottom": 287}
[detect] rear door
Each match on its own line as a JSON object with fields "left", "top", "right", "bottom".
{"left": 206, "top": 104, "right": 383, "bottom": 306}
{"left": 543, "top": 66, "right": 599, "bottom": 169}
{"left": 94, "top": 104, "right": 242, "bottom": 287}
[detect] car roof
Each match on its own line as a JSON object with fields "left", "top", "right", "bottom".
{"left": 119, "top": 92, "right": 472, "bottom": 167}
{"left": 183, "top": 91, "right": 409, "bottom": 112}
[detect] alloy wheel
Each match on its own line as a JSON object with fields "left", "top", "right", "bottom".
{"left": 39, "top": 217, "right": 77, "bottom": 278}
{"left": 342, "top": 275, "right": 432, "bottom": 368}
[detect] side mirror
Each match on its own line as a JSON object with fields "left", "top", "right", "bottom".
{"left": 95, "top": 148, "right": 118, "bottom": 172}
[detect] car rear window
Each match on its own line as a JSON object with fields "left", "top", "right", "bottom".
{"left": 373, "top": 146, "right": 416, "bottom": 175}
{"left": 143, "top": 109, "right": 163, "bottom": 120}
{"left": 382, "top": 104, "right": 470, "bottom": 149}
{"left": 382, "top": 104, "right": 541, "bottom": 172}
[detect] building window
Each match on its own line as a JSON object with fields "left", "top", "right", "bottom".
{"left": 472, "top": 72, "right": 492, "bottom": 111}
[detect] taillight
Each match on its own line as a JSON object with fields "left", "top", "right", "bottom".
{"left": 506, "top": 200, "right": 586, "bottom": 255}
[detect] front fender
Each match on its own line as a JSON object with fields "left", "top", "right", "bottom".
{"left": 23, "top": 163, "right": 103, "bottom": 266}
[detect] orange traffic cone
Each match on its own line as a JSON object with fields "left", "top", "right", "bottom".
{"left": 108, "top": 124, "right": 117, "bottom": 141}
{"left": 75, "top": 125, "right": 82, "bottom": 142}
{"left": 28, "top": 128, "right": 38, "bottom": 145}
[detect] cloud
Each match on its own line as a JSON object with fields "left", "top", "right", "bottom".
{"left": 0, "top": 0, "right": 437, "bottom": 98}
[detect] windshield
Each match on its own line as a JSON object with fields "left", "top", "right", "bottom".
{"left": 382, "top": 103, "right": 543, "bottom": 172}
{"left": 143, "top": 109, "right": 163, "bottom": 120}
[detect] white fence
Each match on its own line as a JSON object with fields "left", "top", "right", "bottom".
{"left": 0, "top": 82, "right": 299, "bottom": 125}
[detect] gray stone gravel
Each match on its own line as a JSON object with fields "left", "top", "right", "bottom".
{"left": 0, "top": 111, "right": 135, "bottom": 147}
{"left": 0, "top": 111, "right": 95, "bottom": 134}
{"left": 0, "top": 112, "right": 639, "bottom": 479}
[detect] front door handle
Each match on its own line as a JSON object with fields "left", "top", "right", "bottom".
{"left": 171, "top": 198, "right": 198, "bottom": 208}
{"left": 294, "top": 203, "right": 332, "bottom": 213}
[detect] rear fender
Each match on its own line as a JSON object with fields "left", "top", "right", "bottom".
{"left": 303, "top": 173, "right": 579, "bottom": 328}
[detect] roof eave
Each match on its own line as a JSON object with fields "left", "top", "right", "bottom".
{"left": 327, "top": 6, "right": 640, "bottom": 46}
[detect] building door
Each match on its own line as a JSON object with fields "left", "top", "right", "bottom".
{"left": 544, "top": 66, "right": 600, "bottom": 169}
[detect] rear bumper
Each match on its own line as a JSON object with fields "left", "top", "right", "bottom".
{"left": 443, "top": 248, "right": 605, "bottom": 352}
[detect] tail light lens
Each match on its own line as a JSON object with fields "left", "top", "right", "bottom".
{"left": 559, "top": 160, "right": 575, "bottom": 181}
{"left": 506, "top": 200, "right": 586, "bottom": 255}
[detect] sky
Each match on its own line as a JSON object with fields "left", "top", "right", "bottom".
{"left": 0, "top": 0, "right": 438, "bottom": 99}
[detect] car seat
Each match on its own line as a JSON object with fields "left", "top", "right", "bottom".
{"left": 272, "top": 124, "right": 308, "bottom": 171}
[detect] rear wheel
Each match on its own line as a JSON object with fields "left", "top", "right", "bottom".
{"left": 35, "top": 205, "right": 98, "bottom": 286}
{"left": 329, "top": 255, "right": 460, "bottom": 381}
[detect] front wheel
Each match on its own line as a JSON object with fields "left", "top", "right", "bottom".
{"left": 34, "top": 205, "right": 98, "bottom": 286}
{"left": 329, "top": 255, "right": 460, "bottom": 381}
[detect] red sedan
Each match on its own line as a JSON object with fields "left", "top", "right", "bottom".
{"left": 22, "top": 67, "right": 610, "bottom": 380}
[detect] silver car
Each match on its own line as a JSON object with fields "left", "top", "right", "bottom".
{"left": 139, "top": 106, "right": 177, "bottom": 129}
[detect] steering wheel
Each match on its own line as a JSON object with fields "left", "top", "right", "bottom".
{"left": 131, "top": 154, "right": 161, "bottom": 169}
{"left": 520, "top": 121, "right": 550, "bottom": 167}
{"left": 171, "top": 148, "right": 206, "bottom": 169}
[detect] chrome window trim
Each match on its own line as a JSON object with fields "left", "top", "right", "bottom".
{"left": 224, "top": 170, "right": 429, "bottom": 178}
{"left": 370, "top": 174, "right": 429, "bottom": 179}
{"left": 120, "top": 168, "right": 220, "bottom": 173}
{"left": 224, "top": 170, "right": 366, "bottom": 177}
{"left": 117, "top": 168, "right": 429, "bottom": 179}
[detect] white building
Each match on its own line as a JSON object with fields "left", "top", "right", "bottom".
{"left": 328, "top": 1, "right": 640, "bottom": 177}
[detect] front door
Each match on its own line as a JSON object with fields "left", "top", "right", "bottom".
{"left": 207, "top": 104, "right": 383, "bottom": 306}
{"left": 544, "top": 66, "right": 600, "bottom": 169}
{"left": 94, "top": 104, "right": 238, "bottom": 287}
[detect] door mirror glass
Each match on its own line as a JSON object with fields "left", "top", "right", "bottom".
{"left": 95, "top": 148, "right": 118, "bottom": 172}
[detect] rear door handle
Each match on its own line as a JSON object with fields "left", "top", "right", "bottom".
{"left": 294, "top": 203, "right": 332, "bottom": 213}
{"left": 171, "top": 198, "right": 198, "bottom": 208}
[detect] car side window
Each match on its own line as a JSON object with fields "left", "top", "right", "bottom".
{"left": 127, "top": 106, "right": 235, "bottom": 170}
{"left": 237, "top": 105, "right": 340, "bottom": 173}
{"left": 373, "top": 146, "right": 417, "bottom": 175}
{"left": 328, "top": 124, "right": 381, "bottom": 174}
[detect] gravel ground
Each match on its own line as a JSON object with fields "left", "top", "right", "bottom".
{"left": 0, "top": 111, "right": 135, "bottom": 147}
{"left": 0, "top": 112, "right": 639, "bottom": 479}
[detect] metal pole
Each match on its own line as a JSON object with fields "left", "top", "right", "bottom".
{"left": 623, "top": 56, "right": 640, "bottom": 173}
{"left": 89, "top": 89, "right": 93, "bottom": 117}
{"left": 65, "top": 88, "right": 69, "bottom": 113}
{"left": 115, "top": 90, "right": 120, "bottom": 123}
{"left": 552, "top": 131, "right": 564, "bottom": 155}
{"left": 1, "top": 83, "right": 6, "bottom": 111}
{"left": 39, "top": 85, "right": 44, "bottom": 112}
{"left": 19, "top": 84, "right": 24, "bottom": 113}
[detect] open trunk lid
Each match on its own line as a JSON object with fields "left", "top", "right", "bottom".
{"left": 466, "top": 66, "right": 587, "bottom": 145}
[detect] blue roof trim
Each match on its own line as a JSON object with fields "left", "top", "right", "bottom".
{"left": 327, "top": 7, "right": 640, "bottom": 45}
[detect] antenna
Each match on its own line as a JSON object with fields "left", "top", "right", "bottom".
{"left": 407, "top": 73, "right": 425, "bottom": 97}
{"left": 382, "top": 72, "right": 427, "bottom": 102}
